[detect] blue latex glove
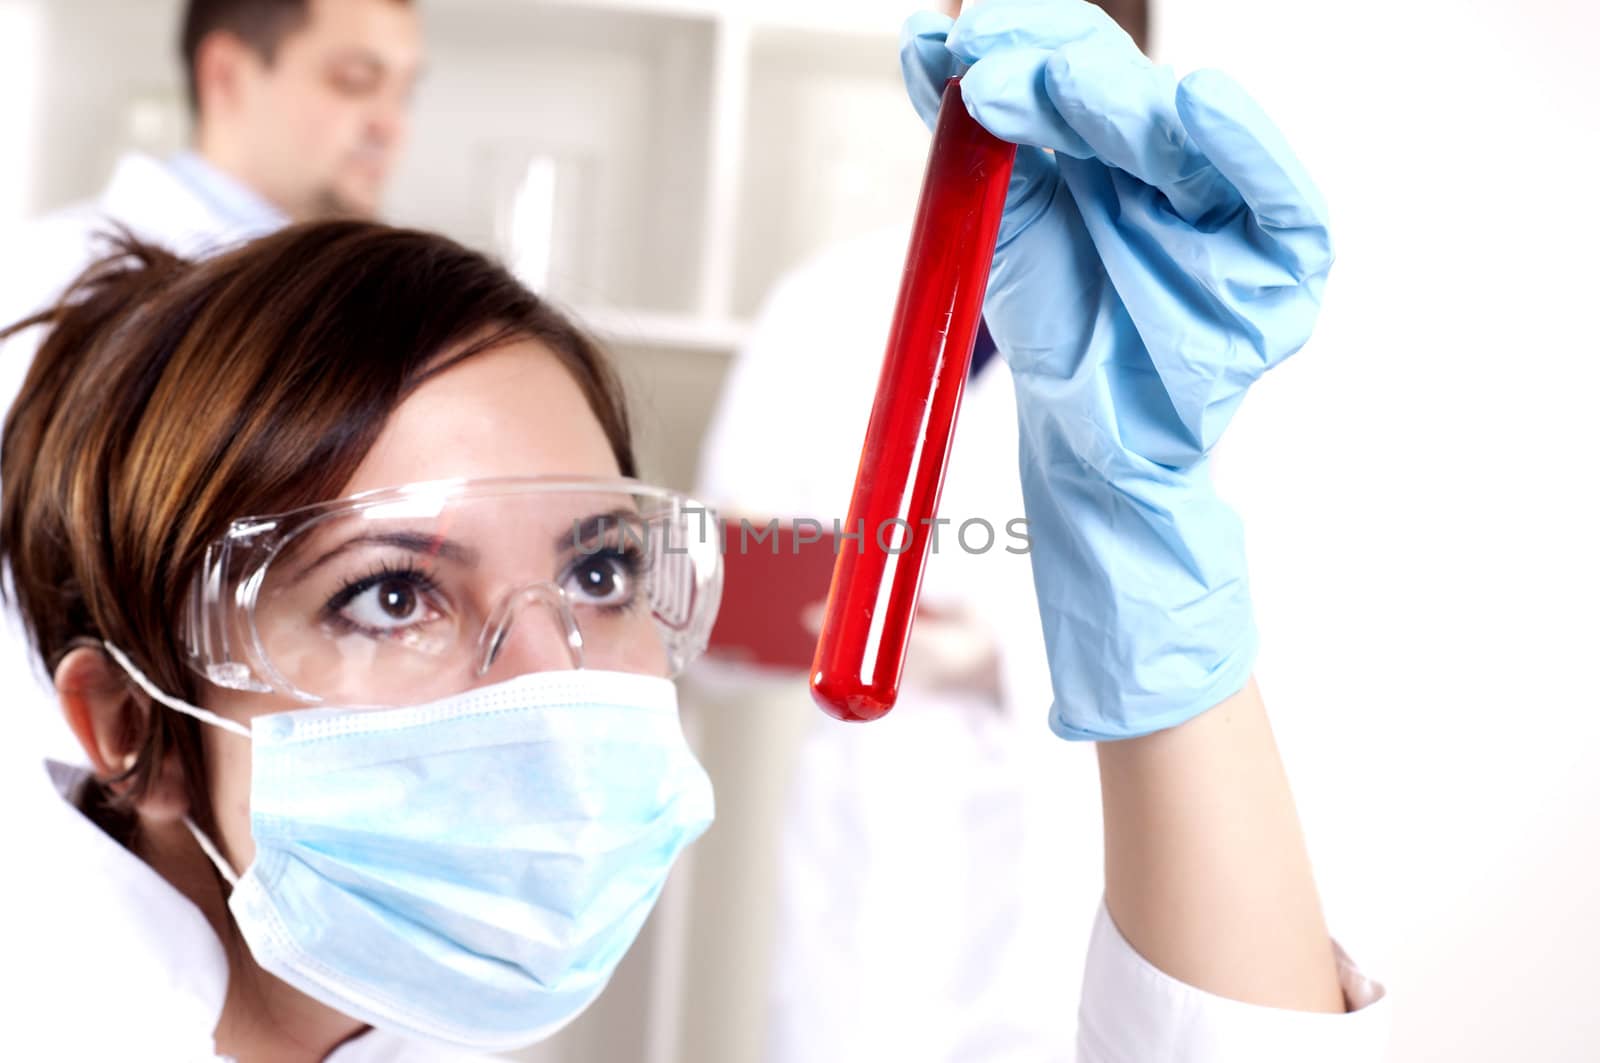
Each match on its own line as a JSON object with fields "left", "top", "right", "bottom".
{"left": 900, "top": 0, "right": 1334, "bottom": 740}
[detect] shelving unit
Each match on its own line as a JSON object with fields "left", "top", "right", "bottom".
{"left": 372, "top": 0, "right": 936, "bottom": 495}
{"left": 390, "top": 0, "right": 930, "bottom": 352}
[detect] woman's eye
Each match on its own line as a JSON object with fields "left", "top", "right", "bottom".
{"left": 564, "top": 553, "right": 636, "bottom": 608}
{"left": 339, "top": 576, "right": 440, "bottom": 632}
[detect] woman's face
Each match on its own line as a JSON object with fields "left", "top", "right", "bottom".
{"left": 201, "top": 338, "right": 655, "bottom": 871}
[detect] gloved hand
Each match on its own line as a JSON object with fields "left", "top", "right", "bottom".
{"left": 899, "top": 0, "right": 1334, "bottom": 740}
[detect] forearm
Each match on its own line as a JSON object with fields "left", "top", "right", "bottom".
{"left": 1096, "top": 677, "right": 1346, "bottom": 1013}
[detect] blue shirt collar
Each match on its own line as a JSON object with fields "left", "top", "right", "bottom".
{"left": 164, "top": 151, "right": 289, "bottom": 239}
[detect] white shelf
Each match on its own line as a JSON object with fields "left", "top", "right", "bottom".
{"left": 520, "top": 0, "right": 724, "bottom": 21}
{"left": 460, "top": 0, "right": 913, "bottom": 37}
{"left": 575, "top": 305, "right": 751, "bottom": 353}
{"left": 389, "top": 0, "right": 916, "bottom": 327}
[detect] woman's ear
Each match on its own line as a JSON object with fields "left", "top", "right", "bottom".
{"left": 54, "top": 647, "right": 190, "bottom": 823}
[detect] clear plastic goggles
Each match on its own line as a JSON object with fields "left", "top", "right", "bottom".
{"left": 182, "top": 477, "right": 723, "bottom": 706}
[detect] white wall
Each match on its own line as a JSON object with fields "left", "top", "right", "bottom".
{"left": 1155, "top": 2, "right": 1600, "bottom": 1059}
{"left": 0, "top": 3, "right": 43, "bottom": 225}
{"left": 17, "top": 0, "right": 186, "bottom": 214}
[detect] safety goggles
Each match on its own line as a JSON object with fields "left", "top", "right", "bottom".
{"left": 182, "top": 477, "right": 723, "bottom": 706}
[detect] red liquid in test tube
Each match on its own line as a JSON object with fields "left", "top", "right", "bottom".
{"left": 809, "top": 77, "right": 1016, "bottom": 722}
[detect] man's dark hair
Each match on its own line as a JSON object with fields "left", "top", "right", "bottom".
{"left": 180, "top": 0, "right": 311, "bottom": 116}
{"left": 179, "top": 0, "right": 413, "bottom": 117}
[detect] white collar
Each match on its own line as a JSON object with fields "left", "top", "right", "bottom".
{"left": 95, "top": 152, "right": 281, "bottom": 260}
{"left": 4, "top": 758, "right": 232, "bottom": 1058}
{"left": 163, "top": 152, "right": 289, "bottom": 240}
{"left": 16, "top": 760, "right": 481, "bottom": 1061}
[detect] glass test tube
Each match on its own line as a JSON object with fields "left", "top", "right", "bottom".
{"left": 809, "top": 77, "right": 1016, "bottom": 722}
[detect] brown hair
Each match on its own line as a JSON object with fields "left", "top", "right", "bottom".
{"left": 0, "top": 221, "right": 634, "bottom": 844}
{"left": 180, "top": 0, "right": 414, "bottom": 115}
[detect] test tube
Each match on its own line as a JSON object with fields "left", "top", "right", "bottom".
{"left": 809, "top": 77, "right": 1016, "bottom": 722}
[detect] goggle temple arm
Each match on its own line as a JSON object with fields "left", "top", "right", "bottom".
{"left": 182, "top": 535, "right": 273, "bottom": 693}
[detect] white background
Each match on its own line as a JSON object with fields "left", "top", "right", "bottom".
{"left": 1, "top": 1, "right": 1596, "bottom": 1061}
{"left": 1161, "top": 3, "right": 1600, "bottom": 1059}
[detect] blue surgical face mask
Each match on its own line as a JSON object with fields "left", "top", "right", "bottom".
{"left": 104, "top": 643, "right": 715, "bottom": 1051}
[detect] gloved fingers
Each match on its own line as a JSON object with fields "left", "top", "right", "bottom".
{"left": 899, "top": 10, "right": 961, "bottom": 133}
{"left": 1040, "top": 48, "right": 1243, "bottom": 225}
{"left": 941, "top": 0, "right": 1239, "bottom": 225}
{"left": 959, "top": 47, "right": 1098, "bottom": 159}
{"left": 899, "top": 11, "right": 1081, "bottom": 280}
{"left": 946, "top": 0, "right": 1140, "bottom": 69}
{"left": 908, "top": 0, "right": 1114, "bottom": 160}
{"left": 1176, "top": 69, "right": 1332, "bottom": 269}
{"left": 983, "top": 155, "right": 1104, "bottom": 375}
{"left": 1057, "top": 152, "right": 1324, "bottom": 457}
{"left": 993, "top": 143, "right": 1073, "bottom": 251}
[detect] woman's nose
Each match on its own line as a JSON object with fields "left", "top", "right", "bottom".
{"left": 476, "top": 583, "right": 584, "bottom": 680}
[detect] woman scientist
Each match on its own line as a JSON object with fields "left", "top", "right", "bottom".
{"left": 1, "top": 1, "right": 1386, "bottom": 1059}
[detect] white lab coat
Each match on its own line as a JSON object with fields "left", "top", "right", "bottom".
{"left": 2, "top": 757, "right": 492, "bottom": 1062}
{"left": 697, "top": 228, "right": 1391, "bottom": 1062}
{"left": 0, "top": 152, "right": 283, "bottom": 769}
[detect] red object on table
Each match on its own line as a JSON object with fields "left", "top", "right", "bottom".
{"left": 808, "top": 77, "right": 1016, "bottom": 722}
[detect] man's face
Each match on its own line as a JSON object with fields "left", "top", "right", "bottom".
{"left": 234, "top": 0, "right": 423, "bottom": 218}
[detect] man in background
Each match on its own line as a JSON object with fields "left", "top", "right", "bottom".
{"left": 0, "top": 0, "right": 424, "bottom": 764}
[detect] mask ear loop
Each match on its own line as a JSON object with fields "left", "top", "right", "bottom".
{"left": 100, "top": 640, "right": 249, "bottom": 886}
{"left": 185, "top": 818, "right": 242, "bottom": 888}
{"left": 101, "top": 641, "right": 252, "bottom": 738}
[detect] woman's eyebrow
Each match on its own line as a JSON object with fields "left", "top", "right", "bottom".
{"left": 290, "top": 532, "right": 480, "bottom": 584}
{"left": 561, "top": 509, "right": 648, "bottom": 554}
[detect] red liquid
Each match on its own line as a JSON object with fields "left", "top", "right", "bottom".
{"left": 809, "top": 78, "right": 1016, "bottom": 722}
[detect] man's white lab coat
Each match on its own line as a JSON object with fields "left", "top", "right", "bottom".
{"left": 697, "top": 227, "right": 1390, "bottom": 1062}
